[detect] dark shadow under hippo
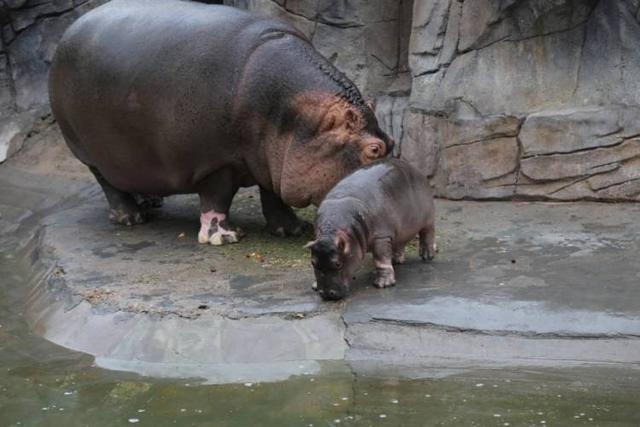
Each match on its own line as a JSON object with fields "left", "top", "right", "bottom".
{"left": 49, "top": 0, "right": 393, "bottom": 245}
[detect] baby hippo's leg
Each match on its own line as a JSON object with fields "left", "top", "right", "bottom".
{"left": 372, "top": 237, "right": 396, "bottom": 288}
{"left": 197, "top": 168, "right": 243, "bottom": 246}
{"left": 419, "top": 222, "right": 436, "bottom": 261}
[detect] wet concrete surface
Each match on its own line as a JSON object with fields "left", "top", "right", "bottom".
{"left": 1, "top": 165, "right": 640, "bottom": 381}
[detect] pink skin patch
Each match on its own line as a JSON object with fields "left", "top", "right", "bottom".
{"left": 198, "top": 210, "right": 239, "bottom": 246}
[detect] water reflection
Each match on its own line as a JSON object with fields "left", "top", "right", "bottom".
{"left": 1, "top": 222, "right": 640, "bottom": 426}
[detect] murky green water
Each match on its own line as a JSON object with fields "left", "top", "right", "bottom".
{"left": 1, "top": 228, "right": 640, "bottom": 427}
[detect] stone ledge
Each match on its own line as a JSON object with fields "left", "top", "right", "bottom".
{"left": 397, "top": 105, "right": 640, "bottom": 201}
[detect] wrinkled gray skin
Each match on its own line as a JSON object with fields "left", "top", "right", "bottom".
{"left": 308, "top": 159, "right": 436, "bottom": 301}
{"left": 49, "top": 0, "right": 392, "bottom": 243}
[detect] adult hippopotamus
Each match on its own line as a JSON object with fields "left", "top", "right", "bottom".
{"left": 49, "top": 0, "right": 393, "bottom": 245}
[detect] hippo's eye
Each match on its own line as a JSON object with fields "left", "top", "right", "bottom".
{"left": 365, "top": 143, "right": 384, "bottom": 159}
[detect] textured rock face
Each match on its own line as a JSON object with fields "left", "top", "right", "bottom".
{"left": 401, "top": 0, "right": 640, "bottom": 201}
{"left": 2, "top": 0, "right": 640, "bottom": 201}
{"left": 0, "top": 0, "right": 108, "bottom": 162}
{"left": 225, "top": 0, "right": 640, "bottom": 201}
{"left": 224, "top": 0, "right": 414, "bottom": 98}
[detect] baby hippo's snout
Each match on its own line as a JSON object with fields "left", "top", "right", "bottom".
{"left": 306, "top": 235, "right": 360, "bottom": 301}
{"left": 312, "top": 271, "right": 350, "bottom": 301}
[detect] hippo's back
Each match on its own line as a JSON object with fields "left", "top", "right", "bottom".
{"left": 324, "top": 159, "right": 428, "bottom": 203}
{"left": 49, "top": 0, "right": 301, "bottom": 194}
{"left": 320, "top": 159, "right": 433, "bottom": 237}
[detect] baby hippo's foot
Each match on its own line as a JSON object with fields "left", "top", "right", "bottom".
{"left": 373, "top": 264, "right": 396, "bottom": 289}
{"left": 198, "top": 210, "right": 244, "bottom": 246}
{"left": 109, "top": 208, "right": 146, "bottom": 226}
{"left": 266, "top": 216, "right": 312, "bottom": 237}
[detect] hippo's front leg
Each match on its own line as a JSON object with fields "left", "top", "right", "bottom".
{"left": 260, "top": 188, "right": 311, "bottom": 237}
{"left": 372, "top": 237, "right": 396, "bottom": 288}
{"left": 197, "top": 168, "right": 243, "bottom": 246}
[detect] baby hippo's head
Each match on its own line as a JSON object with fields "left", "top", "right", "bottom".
{"left": 306, "top": 231, "right": 363, "bottom": 301}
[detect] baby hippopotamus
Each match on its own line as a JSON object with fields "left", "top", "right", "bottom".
{"left": 306, "top": 158, "right": 436, "bottom": 300}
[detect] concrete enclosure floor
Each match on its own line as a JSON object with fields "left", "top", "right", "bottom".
{"left": 1, "top": 137, "right": 639, "bottom": 382}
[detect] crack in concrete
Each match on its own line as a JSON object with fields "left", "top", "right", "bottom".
{"left": 459, "top": 0, "right": 601, "bottom": 56}
{"left": 547, "top": 174, "right": 598, "bottom": 197}
{"left": 593, "top": 176, "right": 640, "bottom": 193}
{"left": 368, "top": 318, "right": 640, "bottom": 340}
{"left": 8, "top": 5, "right": 77, "bottom": 38}
{"left": 340, "top": 312, "right": 352, "bottom": 349}
{"left": 273, "top": 1, "right": 316, "bottom": 24}
{"left": 513, "top": 116, "right": 526, "bottom": 197}
{"left": 521, "top": 136, "right": 632, "bottom": 159}
{"left": 572, "top": 0, "right": 601, "bottom": 99}
{"left": 443, "top": 132, "right": 519, "bottom": 150}
{"left": 370, "top": 53, "right": 396, "bottom": 72}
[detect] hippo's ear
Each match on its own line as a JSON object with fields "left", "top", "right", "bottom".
{"left": 304, "top": 240, "right": 317, "bottom": 250}
{"left": 366, "top": 98, "right": 377, "bottom": 112}
{"left": 344, "top": 108, "right": 362, "bottom": 131}
{"left": 335, "top": 231, "right": 351, "bottom": 256}
{"left": 318, "top": 105, "right": 362, "bottom": 133}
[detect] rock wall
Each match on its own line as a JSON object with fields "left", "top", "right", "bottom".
{"left": 224, "top": 0, "right": 414, "bottom": 98}
{"left": 0, "top": 0, "right": 108, "bottom": 161}
{"left": 2, "top": 0, "right": 640, "bottom": 201}
{"left": 236, "top": 0, "right": 640, "bottom": 201}
{"left": 400, "top": 0, "right": 640, "bottom": 201}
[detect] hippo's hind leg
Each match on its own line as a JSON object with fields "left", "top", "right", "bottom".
{"left": 89, "top": 166, "right": 146, "bottom": 226}
{"left": 133, "top": 193, "right": 164, "bottom": 210}
{"left": 372, "top": 237, "right": 396, "bottom": 289}
{"left": 197, "top": 168, "right": 243, "bottom": 246}
{"left": 259, "top": 188, "right": 311, "bottom": 237}
{"left": 419, "top": 222, "right": 436, "bottom": 261}
{"left": 392, "top": 245, "right": 406, "bottom": 265}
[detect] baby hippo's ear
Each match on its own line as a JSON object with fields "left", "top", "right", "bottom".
{"left": 304, "top": 240, "right": 317, "bottom": 250}
{"left": 334, "top": 231, "right": 351, "bottom": 256}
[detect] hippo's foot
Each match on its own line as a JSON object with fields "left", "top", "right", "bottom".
{"left": 420, "top": 241, "right": 437, "bottom": 261}
{"left": 260, "top": 188, "right": 312, "bottom": 237}
{"left": 198, "top": 210, "right": 244, "bottom": 246}
{"left": 109, "top": 208, "right": 146, "bottom": 226}
{"left": 266, "top": 217, "right": 312, "bottom": 237}
{"left": 134, "top": 193, "right": 164, "bottom": 211}
{"left": 373, "top": 265, "right": 396, "bottom": 289}
{"left": 374, "top": 273, "right": 396, "bottom": 289}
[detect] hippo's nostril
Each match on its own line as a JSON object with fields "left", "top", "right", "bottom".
{"left": 328, "top": 289, "right": 338, "bottom": 298}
